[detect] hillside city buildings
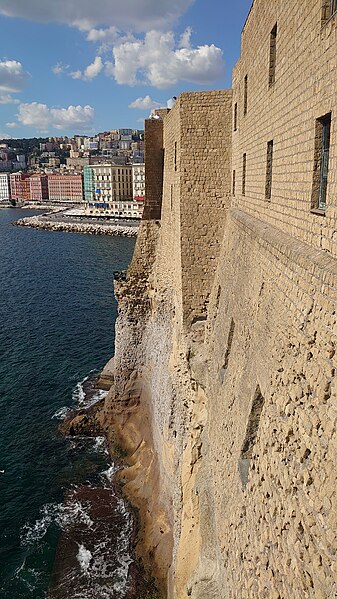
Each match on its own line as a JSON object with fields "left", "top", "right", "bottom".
{"left": 0, "top": 128, "right": 145, "bottom": 219}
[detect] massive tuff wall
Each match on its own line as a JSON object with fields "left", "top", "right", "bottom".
{"left": 109, "top": 1, "right": 337, "bottom": 597}
{"left": 232, "top": 0, "right": 337, "bottom": 253}
{"left": 204, "top": 207, "right": 337, "bottom": 598}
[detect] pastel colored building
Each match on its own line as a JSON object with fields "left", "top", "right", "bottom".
{"left": 29, "top": 174, "right": 49, "bottom": 202}
{"left": 0, "top": 173, "right": 10, "bottom": 201}
{"left": 47, "top": 174, "right": 84, "bottom": 202}
{"left": 9, "top": 173, "right": 31, "bottom": 201}
{"left": 84, "top": 163, "right": 143, "bottom": 219}
{"left": 132, "top": 163, "right": 145, "bottom": 200}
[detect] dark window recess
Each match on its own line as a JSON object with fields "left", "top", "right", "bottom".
{"left": 170, "top": 184, "right": 173, "bottom": 209}
{"left": 215, "top": 285, "right": 221, "bottom": 311}
{"left": 232, "top": 169, "right": 236, "bottom": 196}
{"left": 234, "top": 102, "right": 238, "bottom": 131}
{"left": 174, "top": 141, "right": 177, "bottom": 171}
{"left": 311, "top": 113, "right": 331, "bottom": 212}
{"left": 238, "top": 386, "right": 265, "bottom": 489}
{"left": 242, "top": 153, "right": 246, "bottom": 195}
{"left": 269, "top": 23, "right": 277, "bottom": 87}
{"left": 322, "top": 0, "right": 337, "bottom": 22}
{"left": 243, "top": 75, "right": 248, "bottom": 115}
{"left": 265, "top": 140, "right": 273, "bottom": 200}
{"left": 219, "top": 319, "right": 235, "bottom": 384}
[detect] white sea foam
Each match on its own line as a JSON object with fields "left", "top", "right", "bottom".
{"left": 56, "top": 500, "right": 94, "bottom": 529}
{"left": 52, "top": 406, "right": 72, "bottom": 420}
{"left": 92, "top": 436, "right": 108, "bottom": 454}
{"left": 77, "top": 544, "right": 92, "bottom": 575}
{"left": 21, "top": 500, "right": 93, "bottom": 545}
{"left": 72, "top": 374, "right": 108, "bottom": 410}
{"left": 72, "top": 379, "right": 87, "bottom": 404}
{"left": 81, "top": 389, "right": 108, "bottom": 410}
{"left": 101, "top": 464, "right": 119, "bottom": 484}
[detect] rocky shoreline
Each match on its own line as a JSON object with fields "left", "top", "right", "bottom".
{"left": 56, "top": 373, "right": 161, "bottom": 599}
{"left": 14, "top": 215, "right": 138, "bottom": 237}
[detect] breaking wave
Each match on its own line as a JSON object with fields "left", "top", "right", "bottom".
{"left": 21, "top": 500, "right": 94, "bottom": 546}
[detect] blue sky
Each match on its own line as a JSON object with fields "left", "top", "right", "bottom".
{"left": 0, "top": 0, "right": 252, "bottom": 138}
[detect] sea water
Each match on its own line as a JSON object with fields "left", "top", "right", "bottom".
{"left": 0, "top": 209, "right": 137, "bottom": 598}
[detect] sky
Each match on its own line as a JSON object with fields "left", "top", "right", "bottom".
{"left": 0, "top": 0, "right": 252, "bottom": 139}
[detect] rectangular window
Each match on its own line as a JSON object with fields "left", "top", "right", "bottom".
{"left": 234, "top": 102, "right": 238, "bottom": 131}
{"left": 269, "top": 24, "right": 277, "bottom": 87}
{"left": 322, "top": 0, "right": 337, "bottom": 22}
{"left": 243, "top": 75, "right": 248, "bottom": 116}
{"left": 174, "top": 141, "right": 177, "bottom": 171}
{"left": 265, "top": 140, "right": 273, "bottom": 200}
{"left": 242, "top": 154, "right": 246, "bottom": 195}
{"left": 232, "top": 170, "right": 236, "bottom": 196}
{"left": 311, "top": 113, "right": 331, "bottom": 212}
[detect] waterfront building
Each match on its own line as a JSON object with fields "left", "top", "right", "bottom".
{"left": 132, "top": 163, "right": 145, "bottom": 200}
{"left": 84, "top": 163, "right": 143, "bottom": 219}
{"left": 0, "top": 173, "right": 10, "bottom": 201}
{"left": 9, "top": 172, "right": 31, "bottom": 201}
{"left": 83, "top": 165, "right": 95, "bottom": 202}
{"left": 29, "top": 174, "right": 49, "bottom": 202}
{"left": 47, "top": 174, "right": 84, "bottom": 203}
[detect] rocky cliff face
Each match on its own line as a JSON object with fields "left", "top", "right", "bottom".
{"left": 102, "top": 216, "right": 228, "bottom": 598}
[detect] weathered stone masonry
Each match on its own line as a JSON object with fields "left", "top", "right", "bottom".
{"left": 108, "top": 1, "right": 337, "bottom": 597}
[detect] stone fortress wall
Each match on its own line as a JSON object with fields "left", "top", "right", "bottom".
{"left": 109, "top": 0, "right": 337, "bottom": 597}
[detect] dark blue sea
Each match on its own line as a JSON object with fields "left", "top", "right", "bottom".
{"left": 0, "top": 209, "right": 137, "bottom": 598}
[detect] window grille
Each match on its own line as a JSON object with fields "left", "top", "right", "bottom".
{"left": 311, "top": 113, "right": 331, "bottom": 212}
{"left": 269, "top": 24, "right": 277, "bottom": 87}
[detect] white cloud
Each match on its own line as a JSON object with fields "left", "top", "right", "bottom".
{"left": 17, "top": 102, "right": 95, "bottom": 132}
{"left": 69, "top": 70, "right": 82, "bottom": 80}
{"left": 0, "top": 132, "right": 12, "bottom": 139}
{"left": 128, "top": 95, "right": 162, "bottom": 110}
{"left": 86, "top": 26, "right": 120, "bottom": 43}
{"left": 6, "top": 122, "right": 17, "bottom": 128}
{"left": 179, "top": 26, "right": 192, "bottom": 49}
{"left": 109, "top": 29, "right": 224, "bottom": 88}
{"left": 83, "top": 56, "right": 103, "bottom": 80}
{"left": 0, "top": 93, "right": 20, "bottom": 104}
{"left": 52, "top": 62, "right": 69, "bottom": 76}
{"left": 69, "top": 56, "right": 103, "bottom": 81}
{"left": 0, "top": 0, "right": 194, "bottom": 32}
{"left": 0, "top": 60, "right": 29, "bottom": 93}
